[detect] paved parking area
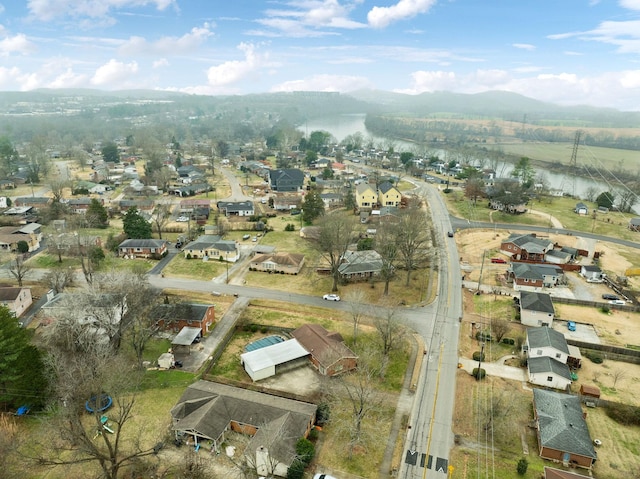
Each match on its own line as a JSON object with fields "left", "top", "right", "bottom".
{"left": 555, "top": 319, "right": 601, "bottom": 344}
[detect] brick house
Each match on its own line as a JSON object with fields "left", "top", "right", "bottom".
{"left": 501, "top": 233, "right": 554, "bottom": 262}
{"left": 292, "top": 324, "right": 358, "bottom": 376}
{"left": 118, "top": 239, "right": 167, "bottom": 259}
{"left": 153, "top": 303, "right": 215, "bottom": 336}
{"left": 249, "top": 252, "right": 305, "bottom": 274}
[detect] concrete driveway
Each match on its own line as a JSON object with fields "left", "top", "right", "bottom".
{"left": 458, "top": 356, "right": 527, "bottom": 382}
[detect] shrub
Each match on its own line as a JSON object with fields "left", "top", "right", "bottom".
{"left": 475, "top": 332, "right": 493, "bottom": 342}
{"left": 601, "top": 305, "right": 611, "bottom": 313}
{"left": 517, "top": 457, "right": 528, "bottom": 475}
{"left": 472, "top": 368, "right": 486, "bottom": 380}
{"left": 472, "top": 351, "right": 485, "bottom": 362}
{"left": 316, "top": 403, "right": 330, "bottom": 426}
{"left": 585, "top": 352, "right": 603, "bottom": 364}
{"left": 502, "top": 338, "right": 511, "bottom": 344}
{"left": 308, "top": 428, "right": 319, "bottom": 441}
{"left": 284, "top": 223, "right": 295, "bottom": 231}
{"left": 286, "top": 459, "right": 305, "bottom": 479}
{"left": 605, "top": 402, "right": 640, "bottom": 426}
{"left": 295, "top": 438, "right": 315, "bottom": 465}
{"left": 186, "top": 253, "right": 192, "bottom": 259}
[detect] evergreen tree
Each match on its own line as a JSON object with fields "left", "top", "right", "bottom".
{"left": 101, "top": 142, "right": 120, "bottom": 163}
{"left": 0, "top": 307, "right": 48, "bottom": 409}
{"left": 86, "top": 198, "right": 109, "bottom": 228}
{"left": 302, "top": 189, "right": 325, "bottom": 223}
{"left": 122, "top": 207, "right": 152, "bottom": 239}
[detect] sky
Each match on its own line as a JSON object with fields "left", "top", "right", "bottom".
{"left": 1, "top": 1, "right": 640, "bottom": 110}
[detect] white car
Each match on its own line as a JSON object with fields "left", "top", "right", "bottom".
{"left": 323, "top": 294, "right": 341, "bottom": 301}
{"left": 313, "top": 475, "right": 338, "bottom": 479}
{"left": 609, "top": 299, "right": 626, "bottom": 306}
{"left": 176, "top": 216, "right": 189, "bottom": 222}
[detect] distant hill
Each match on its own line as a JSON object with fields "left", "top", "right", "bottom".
{"left": 346, "top": 89, "right": 640, "bottom": 128}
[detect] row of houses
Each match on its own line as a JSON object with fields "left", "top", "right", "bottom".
{"left": 355, "top": 180, "right": 402, "bottom": 210}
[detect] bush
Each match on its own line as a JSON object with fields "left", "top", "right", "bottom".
{"left": 605, "top": 402, "right": 640, "bottom": 426}
{"left": 475, "top": 332, "right": 493, "bottom": 342}
{"left": 472, "top": 368, "right": 486, "bottom": 380}
{"left": 308, "top": 428, "right": 319, "bottom": 441}
{"left": 316, "top": 403, "right": 330, "bottom": 426}
{"left": 517, "top": 457, "right": 528, "bottom": 475}
{"left": 186, "top": 253, "right": 192, "bottom": 259}
{"left": 295, "top": 438, "right": 315, "bottom": 465}
{"left": 286, "top": 459, "right": 305, "bottom": 479}
{"left": 284, "top": 223, "right": 295, "bottom": 231}
{"left": 585, "top": 352, "right": 603, "bottom": 364}
{"left": 472, "top": 351, "right": 485, "bottom": 362}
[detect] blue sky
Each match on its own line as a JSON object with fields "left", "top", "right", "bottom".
{"left": 1, "top": 1, "right": 640, "bottom": 110}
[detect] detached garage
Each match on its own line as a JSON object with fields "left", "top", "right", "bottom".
{"left": 240, "top": 339, "right": 309, "bottom": 381}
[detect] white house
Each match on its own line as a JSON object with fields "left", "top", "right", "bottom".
{"left": 580, "top": 265, "right": 605, "bottom": 282}
{"left": 525, "top": 327, "right": 572, "bottom": 391}
{"left": 519, "top": 291, "right": 555, "bottom": 327}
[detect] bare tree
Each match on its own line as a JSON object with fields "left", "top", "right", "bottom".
{"left": 152, "top": 202, "right": 172, "bottom": 240}
{"left": 44, "top": 267, "right": 74, "bottom": 293}
{"left": 315, "top": 213, "right": 358, "bottom": 292}
{"left": 345, "top": 290, "right": 368, "bottom": 345}
{"left": 0, "top": 414, "right": 21, "bottom": 479}
{"left": 373, "top": 306, "right": 406, "bottom": 363}
{"left": 395, "top": 205, "right": 431, "bottom": 286}
{"left": 49, "top": 179, "right": 69, "bottom": 203}
{"left": 491, "top": 318, "right": 510, "bottom": 343}
{"left": 584, "top": 186, "right": 599, "bottom": 203}
{"left": 8, "top": 254, "right": 31, "bottom": 287}
{"left": 375, "top": 221, "right": 399, "bottom": 295}
{"left": 612, "top": 368, "right": 627, "bottom": 389}
{"left": 329, "top": 349, "right": 384, "bottom": 460}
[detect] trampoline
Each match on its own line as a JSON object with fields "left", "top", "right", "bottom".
{"left": 85, "top": 393, "right": 113, "bottom": 413}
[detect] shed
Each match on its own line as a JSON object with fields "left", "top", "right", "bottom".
{"left": 579, "top": 384, "right": 601, "bottom": 399}
{"left": 240, "top": 338, "right": 309, "bottom": 381}
{"left": 158, "top": 352, "right": 175, "bottom": 369}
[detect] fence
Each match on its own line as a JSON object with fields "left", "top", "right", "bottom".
{"left": 567, "top": 338, "right": 640, "bottom": 365}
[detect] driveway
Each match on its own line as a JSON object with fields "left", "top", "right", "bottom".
{"left": 458, "top": 356, "right": 527, "bottom": 382}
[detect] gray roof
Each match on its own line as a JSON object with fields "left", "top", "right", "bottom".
{"left": 511, "top": 262, "right": 563, "bottom": 281}
{"left": 355, "top": 182, "right": 375, "bottom": 195}
{"left": 118, "top": 238, "right": 166, "bottom": 248}
{"left": 378, "top": 181, "right": 397, "bottom": 194}
{"left": 545, "top": 249, "right": 571, "bottom": 261}
{"left": 581, "top": 265, "right": 602, "bottom": 273}
{"left": 533, "top": 389, "right": 596, "bottom": 459}
{"left": 506, "top": 233, "right": 553, "bottom": 254}
{"left": 527, "top": 327, "right": 569, "bottom": 354}
{"left": 172, "top": 326, "right": 202, "bottom": 346}
{"left": 217, "top": 201, "right": 254, "bottom": 212}
{"left": 528, "top": 356, "right": 572, "bottom": 380}
{"left": 338, "top": 250, "right": 383, "bottom": 275}
{"left": 520, "top": 291, "right": 555, "bottom": 314}
{"left": 171, "top": 380, "right": 316, "bottom": 466}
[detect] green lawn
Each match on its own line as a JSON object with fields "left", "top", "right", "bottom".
{"left": 163, "top": 253, "right": 227, "bottom": 280}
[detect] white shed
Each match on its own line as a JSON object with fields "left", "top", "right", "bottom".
{"left": 158, "top": 352, "right": 175, "bottom": 369}
{"left": 240, "top": 339, "right": 309, "bottom": 381}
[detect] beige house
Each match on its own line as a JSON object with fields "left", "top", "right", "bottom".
{"left": 0, "top": 287, "right": 33, "bottom": 318}
{"left": 355, "top": 182, "right": 377, "bottom": 210}
{"left": 377, "top": 181, "right": 402, "bottom": 207}
{"left": 249, "top": 252, "right": 305, "bottom": 274}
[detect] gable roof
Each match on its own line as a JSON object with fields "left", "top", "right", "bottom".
{"left": 528, "top": 356, "right": 572, "bottom": 380}
{"left": 292, "top": 324, "right": 357, "bottom": 370}
{"left": 378, "top": 181, "right": 398, "bottom": 195}
{"left": 527, "top": 327, "right": 569, "bottom": 354}
{"left": 506, "top": 233, "right": 554, "bottom": 254}
{"left": 118, "top": 238, "right": 166, "bottom": 249}
{"left": 171, "top": 380, "right": 316, "bottom": 465}
{"left": 269, "top": 168, "right": 304, "bottom": 184}
{"left": 240, "top": 339, "right": 309, "bottom": 373}
{"left": 544, "top": 466, "right": 591, "bottom": 479}
{"left": 338, "top": 250, "right": 383, "bottom": 275}
{"left": 0, "top": 287, "right": 26, "bottom": 301}
{"left": 217, "top": 201, "right": 254, "bottom": 212}
{"left": 252, "top": 252, "right": 305, "bottom": 267}
{"left": 533, "top": 389, "right": 596, "bottom": 460}
{"left": 520, "top": 291, "right": 555, "bottom": 314}
{"left": 511, "top": 262, "right": 563, "bottom": 281}
{"left": 355, "top": 182, "right": 376, "bottom": 195}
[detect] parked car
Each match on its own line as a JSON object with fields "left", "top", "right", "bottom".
{"left": 609, "top": 299, "right": 626, "bottom": 305}
{"left": 323, "top": 294, "right": 341, "bottom": 301}
{"left": 602, "top": 293, "right": 619, "bottom": 300}
{"left": 313, "top": 474, "right": 338, "bottom": 479}
{"left": 447, "top": 231, "right": 454, "bottom": 237}
{"left": 252, "top": 236, "right": 257, "bottom": 242}
{"left": 176, "top": 216, "right": 189, "bottom": 222}
{"left": 491, "top": 258, "right": 507, "bottom": 264}
{"left": 242, "top": 234, "right": 251, "bottom": 240}
{"left": 567, "top": 321, "right": 576, "bottom": 331}
{"left": 290, "top": 209, "right": 301, "bottom": 215}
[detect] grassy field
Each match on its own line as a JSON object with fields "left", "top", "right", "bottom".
{"left": 493, "top": 141, "right": 640, "bottom": 174}
{"left": 163, "top": 253, "right": 227, "bottom": 279}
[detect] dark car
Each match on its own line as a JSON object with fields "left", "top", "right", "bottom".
{"left": 447, "top": 231, "right": 454, "bottom": 237}
{"left": 602, "top": 293, "right": 619, "bottom": 300}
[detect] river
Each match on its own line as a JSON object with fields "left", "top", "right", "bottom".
{"left": 300, "top": 114, "right": 633, "bottom": 209}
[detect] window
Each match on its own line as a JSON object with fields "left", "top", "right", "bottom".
{"left": 556, "top": 353, "right": 561, "bottom": 359}
{"left": 547, "top": 376, "right": 553, "bottom": 382}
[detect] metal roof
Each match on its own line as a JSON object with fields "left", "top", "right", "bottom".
{"left": 240, "top": 338, "right": 308, "bottom": 371}
{"left": 172, "top": 326, "right": 202, "bottom": 346}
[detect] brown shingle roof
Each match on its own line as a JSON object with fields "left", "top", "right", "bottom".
{"left": 292, "top": 324, "right": 357, "bottom": 370}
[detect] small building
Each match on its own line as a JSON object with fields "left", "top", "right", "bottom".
{"left": 179, "top": 199, "right": 211, "bottom": 213}
{"left": 118, "top": 239, "right": 167, "bottom": 259}
{"left": 182, "top": 235, "right": 239, "bottom": 262}
{"left": 509, "top": 262, "right": 563, "bottom": 292}
{"left": 14, "top": 196, "right": 52, "bottom": 209}
{"left": 527, "top": 356, "right": 572, "bottom": 390}
{"left": 580, "top": 265, "right": 604, "bottom": 282}
{"left": 249, "top": 252, "right": 305, "bottom": 275}
{"left": 0, "top": 226, "right": 41, "bottom": 252}
{"left": 533, "top": 389, "right": 597, "bottom": 469}
{"left": 0, "top": 287, "right": 33, "bottom": 318}
{"left": 171, "top": 326, "right": 202, "bottom": 354}
{"left": 629, "top": 217, "right": 640, "bottom": 232}
{"left": 240, "top": 339, "right": 310, "bottom": 381}
{"left": 519, "top": 291, "right": 555, "bottom": 327}
{"left": 525, "top": 327, "right": 572, "bottom": 390}
{"left": 579, "top": 384, "right": 600, "bottom": 399}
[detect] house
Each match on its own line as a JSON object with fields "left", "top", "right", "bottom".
{"left": 338, "top": 249, "right": 384, "bottom": 281}
{"left": 0, "top": 226, "right": 41, "bottom": 252}
{"left": 574, "top": 202, "right": 589, "bottom": 215}
{"left": 182, "top": 235, "right": 239, "bottom": 262}
{"left": 0, "top": 179, "right": 16, "bottom": 189}
{"left": 580, "top": 265, "right": 604, "bottom": 282}
{"left": 117, "top": 199, "right": 155, "bottom": 212}
{"left": 273, "top": 195, "right": 302, "bottom": 212}
{"left": 544, "top": 249, "right": 572, "bottom": 265}
{"left": 153, "top": 303, "right": 215, "bottom": 336}
{"left": 217, "top": 201, "right": 254, "bottom": 217}
{"left": 525, "top": 327, "right": 572, "bottom": 390}
{"left": 377, "top": 181, "right": 402, "bottom": 207}
{"left": 68, "top": 197, "right": 97, "bottom": 214}
{"left": 292, "top": 324, "right": 358, "bottom": 376}
{"left": 544, "top": 466, "right": 593, "bottom": 479}
{"left": 501, "top": 233, "right": 554, "bottom": 262}
{"left": 509, "top": 262, "right": 563, "bottom": 292}
{"left": 319, "top": 192, "right": 342, "bottom": 208}
{"left": 0, "top": 287, "right": 33, "bottom": 318}
{"left": 533, "top": 389, "right": 597, "bottom": 469}
{"left": 14, "top": 197, "right": 52, "bottom": 209}
{"left": 171, "top": 381, "right": 316, "bottom": 478}
{"left": 355, "top": 182, "right": 378, "bottom": 210}
{"left": 118, "top": 239, "right": 167, "bottom": 259}
{"left": 269, "top": 168, "right": 305, "bottom": 192}
{"left": 179, "top": 199, "right": 211, "bottom": 214}
{"left": 240, "top": 339, "right": 310, "bottom": 381}
{"left": 519, "top": 291, "right": 555, "bottom": 327}
{"left": 629, "top": 217, "right": 640, "bottom": 232}
{"left": 249, "top": 252, "right": 305, "bottom": 275}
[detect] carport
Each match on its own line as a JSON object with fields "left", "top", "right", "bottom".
{"left": 171, "top": 326, "right": 202, "bottom": 354}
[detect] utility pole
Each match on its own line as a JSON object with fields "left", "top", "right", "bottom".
{"left": 476, "top": 250, "right": 486, "bottom": 293}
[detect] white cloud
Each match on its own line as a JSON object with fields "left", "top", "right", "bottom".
{"left": 271, "top": 74, "right": 374, "bottom": 92}
{"left": 0, "top": 33, "right": 36, "bottom": 56}
{"left": 153, "top": 58, "right": 169, "bottom": 68}
{"left": 512, "top": 43, "right": 535, "bottom": 51}
{"left": 119, "top": 24, "right": 214, "bottom": 56}
{"left": 368, "top": 0, "right": 437, "bottom": 29}
{"left": 0, "top": 66, "right": 22, "bottom": 88}
{"left": 90, "top": 59, "right": 139, "bottom": 87}
{"left": 48, "top": 68, "right": 89, "bottom": 88}
{"left": 27, "top": 0, "right": 176, "bottom": 22}
{"left": 620, "top": 0, "right": 640, "bottom": 10}
{"left": 549, "top": 19, "right": 640, "bottom": 53}
{"left": 396, "top": 68, "right": 640, "bottom": 110}
{"left": 204, "top": 42, "right": 270, "bottom": 89}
